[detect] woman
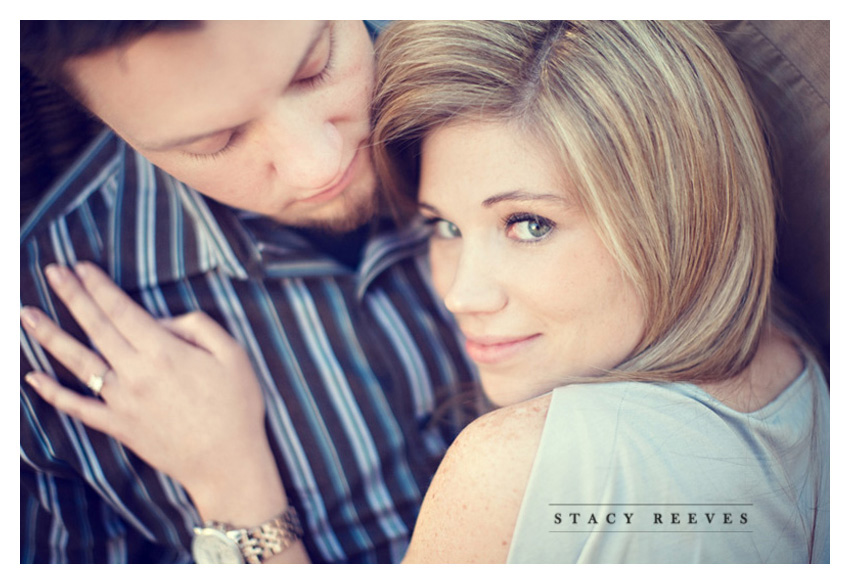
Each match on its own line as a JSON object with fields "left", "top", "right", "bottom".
{"left": 21, "top": 21, "right": 828, "bottom": 562}
{"left": 371, "top": 20, "right": 828, "bottom": 562}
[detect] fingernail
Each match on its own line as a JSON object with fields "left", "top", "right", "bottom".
{"left": 20, "top": 307, "right": 40, "bottom": 330}
{"left": 24, "top": 372, "right": 40, "bottom": 389}
{"left": 74, "top": 262, "right": 90, "bottom": 279}
{"left": 45, "top": 264, "right": 68, "bottom": 284}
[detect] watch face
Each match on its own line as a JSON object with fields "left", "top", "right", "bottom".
{"left": 192, "top": 527, "right": 244, "bottom": 564}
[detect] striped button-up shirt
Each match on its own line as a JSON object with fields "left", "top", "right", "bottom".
{"left": 20, "top": 130, "right": 479, "bottom": 563}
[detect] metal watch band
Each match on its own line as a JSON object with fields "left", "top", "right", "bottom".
{"left": 210, "top": 506, "right": 303, "bottom": 564}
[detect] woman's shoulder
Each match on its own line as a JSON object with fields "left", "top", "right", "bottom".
{"left": 402, "top": 393, "right": 552, "bottom": 563}
{"left": 463, "top": 391, "right": 554, "bottom": 446}
{"left": 451, "top": 392, "right": 554, "bottom": 486}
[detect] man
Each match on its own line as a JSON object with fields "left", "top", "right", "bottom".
{"left": 20, "top": 20, "right": 478, "bottom": 563}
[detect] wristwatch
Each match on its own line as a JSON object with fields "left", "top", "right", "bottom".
{"left": 191, "top": 506, "right": 303, "bottom": 564}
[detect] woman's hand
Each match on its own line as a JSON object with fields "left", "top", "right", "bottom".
{"left": 21, "top": 262, "right": 286, "bottom": 526}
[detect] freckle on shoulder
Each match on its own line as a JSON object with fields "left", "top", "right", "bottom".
{"left": 473, "top": 392, "right": 552, "bottom": 432}
{"left": 409, "top": 391, "right": 554, "bottom": 562}
{"left": 458, "top": 392, "right": 553, "bottom": 459}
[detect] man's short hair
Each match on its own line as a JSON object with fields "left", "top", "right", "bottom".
{"left": 21, "top": 21, "right": 200, "bottom": 98}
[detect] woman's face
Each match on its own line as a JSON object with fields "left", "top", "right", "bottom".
{"left": 418, "top": 122, "right": 645, "bottom": 406}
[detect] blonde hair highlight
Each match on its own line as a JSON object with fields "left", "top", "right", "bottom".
{"left": 372, "top": 21, "right": 777, "bottom": 384}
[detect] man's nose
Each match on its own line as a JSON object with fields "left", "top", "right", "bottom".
{"left": 262, "top": 104, "right": 344, "bottom": 190}
{"left": 441, "top": 245, "right": 508, "bottom": 316}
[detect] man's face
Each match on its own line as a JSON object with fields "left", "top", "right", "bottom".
{"left": 67, "top": 21, "right": 378, "bottom": 232}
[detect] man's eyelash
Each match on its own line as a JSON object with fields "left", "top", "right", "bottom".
{"left": 299, "top": 26, "right": 336, "bottom": 89}
{"left": 185, "top": 133, "right": 239, "bottom": 161}
{"left": 185, "top": 28, "right": 335, "bottom": 163}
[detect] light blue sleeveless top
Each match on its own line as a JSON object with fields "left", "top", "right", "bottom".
{"left": 507, "top": 355, "right": 829, "bottom": 563}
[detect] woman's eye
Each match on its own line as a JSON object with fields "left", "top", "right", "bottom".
{"left": 427, "top": 218, "right": 461, "bottom": 239}
{"left": 506, "top": 215, "right": 554, "bottom": 241}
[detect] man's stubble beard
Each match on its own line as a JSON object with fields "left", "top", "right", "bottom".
{"left": 281, "top": 182, "right": 380, "bottom": 235}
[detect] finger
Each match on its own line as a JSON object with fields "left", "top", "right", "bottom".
{"left": 159, "top": 311, "right": 242, "bottom": 357}
{"left": 44, "top": 264, "right": 135, "bottom": 364}
{"left": 24, "top": 371, "right": 118, "bottom": 438}
{"left": 21, "top": 306, "right": 114, "bottom": 399}
{"left": 73, "top": 262, "right": 174, "bottom": 354}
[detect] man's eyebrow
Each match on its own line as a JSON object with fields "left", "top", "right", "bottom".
{"left": 482, "top": 191, "right": 566, "bottom": 207}
{"left": 140, "top": 21, "right": 329, "bottom": 152}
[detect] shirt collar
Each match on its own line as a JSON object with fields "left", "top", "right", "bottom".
{"left": 236, "top": 211, "right": 431, "bottom": 297}
{"left": 115, "top": 141, "right": 428, "bottom": 294}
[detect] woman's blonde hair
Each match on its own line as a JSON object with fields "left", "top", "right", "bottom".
{"left": 372, "top": 20, "right": 777, "bottom": 384}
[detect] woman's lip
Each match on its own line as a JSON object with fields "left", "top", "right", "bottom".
{"left": 296, "top": 149, "right": 360, "bottom": 205}
{"left": 463, "top": 334, "right": 541, "bottom": 365}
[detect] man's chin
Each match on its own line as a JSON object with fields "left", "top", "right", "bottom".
{"left": 277, "top": 188, "right": 378, "bottom": 234}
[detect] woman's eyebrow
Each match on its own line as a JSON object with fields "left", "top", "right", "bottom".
{"left": 482, "top": 191, "right": 565, "bottom": 207}
{"left": 418, "top": 202, "right": 442, "bottom": 215}
{"left": 419, "top": 192, "right": 567, "bottom": 214}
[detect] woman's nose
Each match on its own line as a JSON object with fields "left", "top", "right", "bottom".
{"left": 441, "top": 246, "right": 508, "bottom": 316}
